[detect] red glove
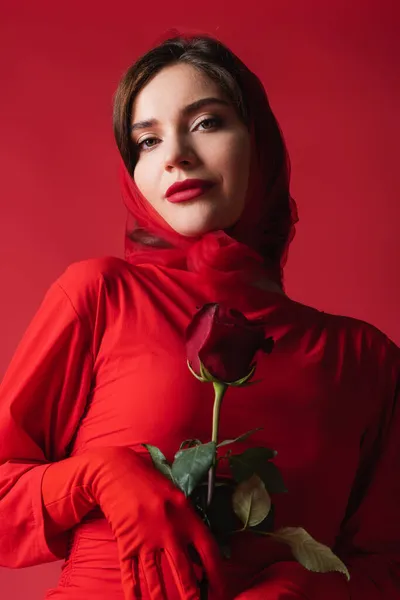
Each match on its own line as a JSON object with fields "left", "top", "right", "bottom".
{"left": 42, "top": 446, "right": 229, "bottom": 599}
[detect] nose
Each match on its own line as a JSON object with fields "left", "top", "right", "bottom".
{"left": 163, "top": 133, "right": 199, "bottom": 172}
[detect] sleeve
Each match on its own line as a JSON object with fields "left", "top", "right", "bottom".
{"left": 0, "top": 273, "right": 94, "bottom": 568}
{"left": 332, "top": 336, "right": 400, "bottom": 598}
{"left": 236, "top": 334, "right": 400, "bottom": 600}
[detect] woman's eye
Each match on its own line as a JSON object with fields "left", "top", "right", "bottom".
{"left": 136, "top": 117, "right": 222, "bottom": 153}
{"left": 137, "top": 137, "right": 158, "bottom": 151}
{"left": 196, "top": 117, "right": 221, "bottom": 130}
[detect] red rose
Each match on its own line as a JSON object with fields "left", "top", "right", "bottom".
{"left": 185, "top": 303, "right": 274, "bottom": 384}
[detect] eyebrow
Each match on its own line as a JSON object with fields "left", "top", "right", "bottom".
{"left": 130, "top": 96, "right": 231, "bottom": 133}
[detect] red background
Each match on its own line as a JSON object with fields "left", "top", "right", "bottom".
{"left": 0, "top": 1, "right": 399, "bottom": 598}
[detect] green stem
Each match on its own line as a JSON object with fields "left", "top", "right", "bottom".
{"left": 207, "top": 382, "right": 228, "bottom": 507}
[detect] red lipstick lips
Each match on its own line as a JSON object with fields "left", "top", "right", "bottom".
{"left": 165, "top": 179, "right": 215, "bottom": 203}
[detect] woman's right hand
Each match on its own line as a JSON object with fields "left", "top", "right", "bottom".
{"left": 87, "top": 446, "right": 229, "bottom": 600}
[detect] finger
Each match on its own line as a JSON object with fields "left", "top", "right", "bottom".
{"left": 119, "top": 555, "right": 141, "bottom": 600}
{"left": 140, "top": 550, "right": 168, "bottom": 600}
{"left": 187, "top": 543, "right": 208, "bottom": 590}
{"left": 191, "top": 527, "right": 229, "bottom": 599}
{"left": 164, "top": 542, "right": 200, "bottom": 600}
{"left": 193, "top": 545, "right": 229, "bottom": 600}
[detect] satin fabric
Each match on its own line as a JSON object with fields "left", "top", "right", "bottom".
{"left": 0, "top": 256, "right": 399, "bottom": 598}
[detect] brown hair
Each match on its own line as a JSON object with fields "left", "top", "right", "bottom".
{"left": 113, "top": 34, "right": 255, "bottom": 177}
{"left": 113, "top": 34, "right": 295, "bottom": 270}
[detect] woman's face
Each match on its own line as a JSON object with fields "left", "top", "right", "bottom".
{"left": 130, "top": 63, "right": 251, "bottom": 237}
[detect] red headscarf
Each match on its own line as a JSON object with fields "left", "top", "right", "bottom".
{"left": 119, "top": 33, "right": 298, "bottom": 291}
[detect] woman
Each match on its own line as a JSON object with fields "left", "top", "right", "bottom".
{"left": 0, "top": 32, "right": 399, "bottom": 600}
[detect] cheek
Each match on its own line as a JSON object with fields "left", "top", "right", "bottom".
{"left": 133, "top": 160, "right": 156, "bottom": 204}
{"left": 224, "top": 134, "right": 251, "bottom": 192}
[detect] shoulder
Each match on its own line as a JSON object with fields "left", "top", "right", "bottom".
{"left": 289, "top": 295, "right": 399, "bottom": 368}
{"left": 323, "top": 309, "right": 397, "bottom": 350}
{"left": 55, "top": 255, "right": 135, "bottom": 296}
{"left": 53, "top": 256, "right": 135, "bottom": 319}
{"left": 57, "top": 256, "right": 132, "bottom": 289}
{"left": 319, "top": 308, "right": 399, "bottom": 380}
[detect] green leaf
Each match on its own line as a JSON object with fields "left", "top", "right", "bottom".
{"left": 256, "top": 461, "right": 287, "bottom": 494}
{"left": 172, "top": 442, "right": 216, "bottom": 497}
{"left": 250, "top": 503, "right": 275, "bottom": 533}
{"left": 232, "top": 474, "right": 272, "bottom": 527}
{"left": 229, "top": 447, "right": 287, "bottom": 494}
{"left": 143, "top": 444, "right": 175, "bottom": 484}
{"left": 179, "top": 439, "right": 203, "bottom": 450}
{"left": 270, "top": 527, "right": 350, "bottom": 581}
{"left": 217, "top": 428, "right": 263, "bottom": 448}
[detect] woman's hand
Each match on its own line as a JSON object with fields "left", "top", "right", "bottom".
{"left": 42, "top": 446, "right": 229, "bottom": 599}
{"left": 88, "top": 446, "right": 229, "bottom": 600}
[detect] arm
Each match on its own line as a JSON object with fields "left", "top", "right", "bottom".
{"left": 0, "top": 275, "right": 94, "bottom": 567}
{"left": 0, "top": 263, "right": 228, "bottom": 600}
{"left": 332, "top": 342, "right": 400, "bottom": 598}
{"left": 236, "top": 336, "right": 400, "bottom": 599}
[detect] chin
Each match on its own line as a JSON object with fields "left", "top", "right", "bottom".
{"left": 172, "top": 215, "right": 237, "bottom": 238}
{"left": 171, "top": 220, "right": 214, "bottom": 238}
{"left": 175, "top": 228, "right": 212, "bottom": 238}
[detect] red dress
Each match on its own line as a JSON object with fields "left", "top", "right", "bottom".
{"left": 0, "top": 256, "right": 399, "bottom": 599}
